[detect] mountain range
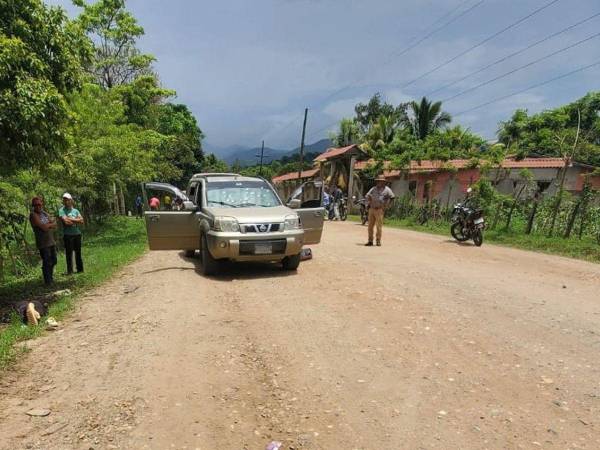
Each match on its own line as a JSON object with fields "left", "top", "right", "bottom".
{"left": 206, "top": 138, "right": 332, "bottom": 166}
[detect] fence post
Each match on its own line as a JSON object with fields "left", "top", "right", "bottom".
{"left": 563, "top": 201, "right": 580, "bottom": 239}
{"left": 525, "top": 196, "right": 539, "bottom": 235}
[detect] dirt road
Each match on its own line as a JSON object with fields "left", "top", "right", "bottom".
{"left": 1, "top": 222, "right": 600, "bottom": 449}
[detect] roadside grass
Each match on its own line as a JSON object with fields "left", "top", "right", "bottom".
{"left": 348, "top": 215, "right": 600, "bottom": 263}
{"left": 0, "top": 217, "right": 147, "bottom": 370}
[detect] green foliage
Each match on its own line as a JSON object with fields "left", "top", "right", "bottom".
{"left": 0, "top": 0, "right": 91, "bottom": 174}
{"left": 408, "top": 96, "right": 452, "bottom": 140}
{"left": 73, "top": 0, "right": 155, "bottom": 88}
{"left": 202, "top": 154, "right": 230, "bottom": 173}
{"left": 497, "top": 92, "right": 600, "bottom": 165}
{"left": 353, "top": 93, "right": 408, "bottom": 134}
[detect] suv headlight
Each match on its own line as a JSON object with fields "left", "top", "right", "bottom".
{"left": 284, "top": 214, "right": 300, "bottom": 230}
{"left": 213, "top": 216, "right": 240, "bottom": 232}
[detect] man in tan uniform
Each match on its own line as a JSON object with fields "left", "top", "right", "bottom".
{"left": 365, "top": 175, "right": 395, "bottom": 246}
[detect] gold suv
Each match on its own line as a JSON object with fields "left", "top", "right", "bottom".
{"left": 142, "top": 174, "right": 325, "bottom": 275}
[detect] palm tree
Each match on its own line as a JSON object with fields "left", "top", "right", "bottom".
{"left": 409, "top": 97, "right": 452, "bottom": 140}
{"left": 359, "top": 114, "right": 397, "bottom": 156}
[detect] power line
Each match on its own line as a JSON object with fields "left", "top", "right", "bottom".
{"left": 384, "top": 0, "right": 484, "bottom": 62}
{"left": 260, "top": 0, "right": 485, "bottom": 144}
{"left": 426, "top": 11, "right": 600, "bottom": 97}
{"left": 453, "top": 59, "right": 600, "bottom": 116}
{"left": 402, "top": 0, "right": 563, "bottom": 90}
{"left": 442, "top": 30, "right": 600, "bottom": 103}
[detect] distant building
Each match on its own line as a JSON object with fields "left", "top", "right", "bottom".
{"left": 271, "top": 145, "right": 600, "bottom": 204}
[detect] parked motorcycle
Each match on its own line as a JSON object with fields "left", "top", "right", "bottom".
{"left": 450, "top": 201, "right": 485, "bottom": 246}
{"left": 338, "top": 196, "right": 348, "bottom": 221}
{"left": 353, "top": 196, "right": 368, "bottom": 225}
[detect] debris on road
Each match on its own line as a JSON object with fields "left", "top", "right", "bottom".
{"left": 265, "top": 441, "right": 283, "bottom": 450}
{"left": 25, "top": 408, "right": 51, "bottom": 417}
{"left": 301, "top": 248, "right": 313, "bottom": 261}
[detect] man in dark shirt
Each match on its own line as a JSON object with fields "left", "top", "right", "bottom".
{"left": 29, "top": 197, "right": 57, "bottom": 285}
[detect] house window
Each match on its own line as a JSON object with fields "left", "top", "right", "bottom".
{"left": 408, "top": 181, "right": 417, "bottom": 197}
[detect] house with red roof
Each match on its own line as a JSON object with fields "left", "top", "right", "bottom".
{"left": 272, "top": 145, "right": 599, "bottom": 205}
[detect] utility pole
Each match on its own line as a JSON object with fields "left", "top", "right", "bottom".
{"left": 298, "top": 108, "right": 308, "bottom": 181}
{"left": 257, "top": 140, "right": 265, "bottom": 177}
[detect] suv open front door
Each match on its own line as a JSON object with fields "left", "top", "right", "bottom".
{"left": 287, "top": 181, "right": 325, "bottom": 245}
{"left": 142, "top": 182, "right": 200, "bottom": 250}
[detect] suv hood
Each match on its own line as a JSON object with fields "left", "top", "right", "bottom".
{"left": 204, "top": 205, "right": 295, "bottom": 223}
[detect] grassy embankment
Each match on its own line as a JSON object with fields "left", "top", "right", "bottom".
{"left": 349, "top": 215, "right": 600, "bottom": 263}
{"left": 0, "top": 217, "right": 147, "bottom": 370}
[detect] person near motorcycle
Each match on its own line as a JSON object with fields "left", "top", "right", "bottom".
{"left": 332, "top": 185, "right": 343, "bottom": 220}
{"left": 322, "top": 187, "right": 332, "bottom": 220}
{"left": 365, "top": 175, "right": 395, "bottom": 246}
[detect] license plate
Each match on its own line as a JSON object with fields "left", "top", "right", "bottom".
{"left": 254, "top": 243, "right": 272, "bottom": 254}
{"left": 474, "top": 218, "right": 484, "bottom": 224}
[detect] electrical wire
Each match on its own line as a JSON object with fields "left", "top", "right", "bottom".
{"left": 442, "top": 30, "right": 600, "bottom": 103}
{"left": 402, "top": 0, "right": 562, "bottom": 89}
{"left": 426, "top": 11, "right": 600, "bottom": 97}
{"left": 453, "top": 59, "right": 600, "bottom": 117}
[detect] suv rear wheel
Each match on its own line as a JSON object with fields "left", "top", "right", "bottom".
{"left": 200, "top": 234, "right": 219, "bottom": 276}
{"left": 184, "top": 250, "right": 196, "bottom": 258}
{"left": 282, "top": 252, "right": 301, "bottom": 271}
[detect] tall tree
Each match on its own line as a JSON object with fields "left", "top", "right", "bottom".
{"left": 354, "top": 93, "right": 408, "bottom": 133}
{"left": 73, "top": 0, "right": 155, "bottom": 88}
{"left": 408, "top": 96, "right": 452, "bottom": 140}
{"left": 332, "top": 118, "right": 361, "bottom": 147}
{"left": 0, "top": 0, "right": 91, "bottom": 174}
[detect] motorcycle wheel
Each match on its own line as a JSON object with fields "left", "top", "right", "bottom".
{"left": 361, "top": 212, "right": 368, "bottom": 225}
{"left": 450, "top": 222, "right": 469, "bottom": 242}
{"left": 340, "top": 207, "right": 348, "bottom": 221}
{"left": 473, "top": 229, "right": 483, "bottom": 247}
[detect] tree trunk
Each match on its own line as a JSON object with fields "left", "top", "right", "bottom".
{"left": 563, "top": 201, "right": 580, "bottom": 239}
{"left": 118, "top": 184, "right": 126, "bottom": 215}
{"left": 578, "top": 180, "right": 592, "bottom": 240}
{"left": 526, "top": 198, "right": 539, "bottom": 235}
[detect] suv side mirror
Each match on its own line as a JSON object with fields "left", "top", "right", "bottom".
{"left": 288, "top": 198, "right": 301, "bottom": 209}
{"left": 183, "top": 201, "right": 196, "bottom": 211}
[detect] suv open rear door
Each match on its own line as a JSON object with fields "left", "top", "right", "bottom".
{"left": 287, "top": 181, "right": 325, "bottom": 245}
{"left": 142, "top": 182, "right": 200, "bottom": 250}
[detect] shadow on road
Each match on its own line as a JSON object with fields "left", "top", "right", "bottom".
{"left": 176, "top": 251, "right": 299, "bottom": 281}
{"left": 442, "top": 239, "right": 478, "bottom": 247}
{"left": 142, "top": 266, "right": 196, "bottom": 274}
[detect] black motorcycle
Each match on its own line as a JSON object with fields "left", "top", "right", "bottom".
{"left": 450, "top": 202, "right": 485, "bottom": 246}
{"left": 353, "top": 196, "right": 368, "bottom": 225}
{"left": 338, "top": 196, "right": 348, "bottom": 221}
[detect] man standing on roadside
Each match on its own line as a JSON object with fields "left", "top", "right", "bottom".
{"left": 365, "top": 175, "right": 395, "bottom": 247}
{"left": 59, "top": 193, "right": 84, "bottom": 274}
{"left": 29, "top": 197, "right": 57, "bottom": 285}
{"left": 135, "top": 194, "right": 143, "bottom": 218}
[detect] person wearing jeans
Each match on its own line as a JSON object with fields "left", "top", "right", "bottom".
{"left": 29, "top": 197, "right": 57, "bottom": 285}
{"left": 59, "top": 193, "right": 84, "bottom": 274}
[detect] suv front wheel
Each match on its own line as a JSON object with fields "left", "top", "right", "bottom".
{"left": 282, "top": 252, "right": 301, "bottom": 271}
{"left": 200, "top": 234, "right": 219, "bottom": 276}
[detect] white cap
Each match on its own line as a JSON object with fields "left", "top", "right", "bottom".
{"left": 62, "top": 192, "right": 73, "bottom": 200}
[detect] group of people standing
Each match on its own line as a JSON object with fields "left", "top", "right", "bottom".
{"left": 323, "top": 185, "right": 344, "bottom": 220}
{"left": 29, "top": 193, "right": 84, "bottom": 285}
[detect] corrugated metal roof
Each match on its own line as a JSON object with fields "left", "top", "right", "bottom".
{"left": 314, "top": 144, "right": 362, "bottom": 162}
{"left": 272, "top": 168, "right": 319, "bottom": 183}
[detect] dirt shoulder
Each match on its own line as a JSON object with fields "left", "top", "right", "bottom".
{"left": 1, "top": 222, "right": 599, "bottom": 449}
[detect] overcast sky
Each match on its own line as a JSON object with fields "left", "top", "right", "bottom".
{"left": 46, "top": 0, "right": 600, "bottom": 151}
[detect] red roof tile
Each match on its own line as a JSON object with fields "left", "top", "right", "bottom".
{"left": 272, "top": 168, "right": 319, "bottom": 183}
{"left": 314, "top": 144, "right": 363, "bottom": 162}
{"left": 354, "top": 157, "right": 568, "bottom": 176}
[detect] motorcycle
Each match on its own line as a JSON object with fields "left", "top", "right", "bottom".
{"left": 338, "top": 196, "right": 348, "bottom": 221}
{"left": 450, "top": 201, "right": 485, "bottom": 247}
{"left": 353, "top": 195, "right": 368, "bottom": 225}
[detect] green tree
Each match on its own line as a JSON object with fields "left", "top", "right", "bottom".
{"left": 0, "top": 0, "right": 91, "bottom": 174}
{"left": 331, "top": 118, "right": 361, "bottom": 147}
{"left": 408, "top": 96, "right": 452, "bottom": 140}
{"left": 354, "top": 93, "right": 408, "bottom": 133}
{"left": 423, "top": 126, "right": 484, "bottom": 160}
{"left": 202, "top": 154, "right": 229, "bottom": 173}
{"left": 73, "top": 0, "right": 155, "bottom": 88}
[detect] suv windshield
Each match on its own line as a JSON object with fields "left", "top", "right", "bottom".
{"left": 206, "top": 180, "right": 281, "bottom": 208}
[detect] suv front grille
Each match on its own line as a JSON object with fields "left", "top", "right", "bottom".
{"left": 241, "top": 223, "right": 281, "bottom": 233}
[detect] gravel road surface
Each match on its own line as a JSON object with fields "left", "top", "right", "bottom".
{"left": 1, "top": 222, "right": 599, "bottom": 449}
